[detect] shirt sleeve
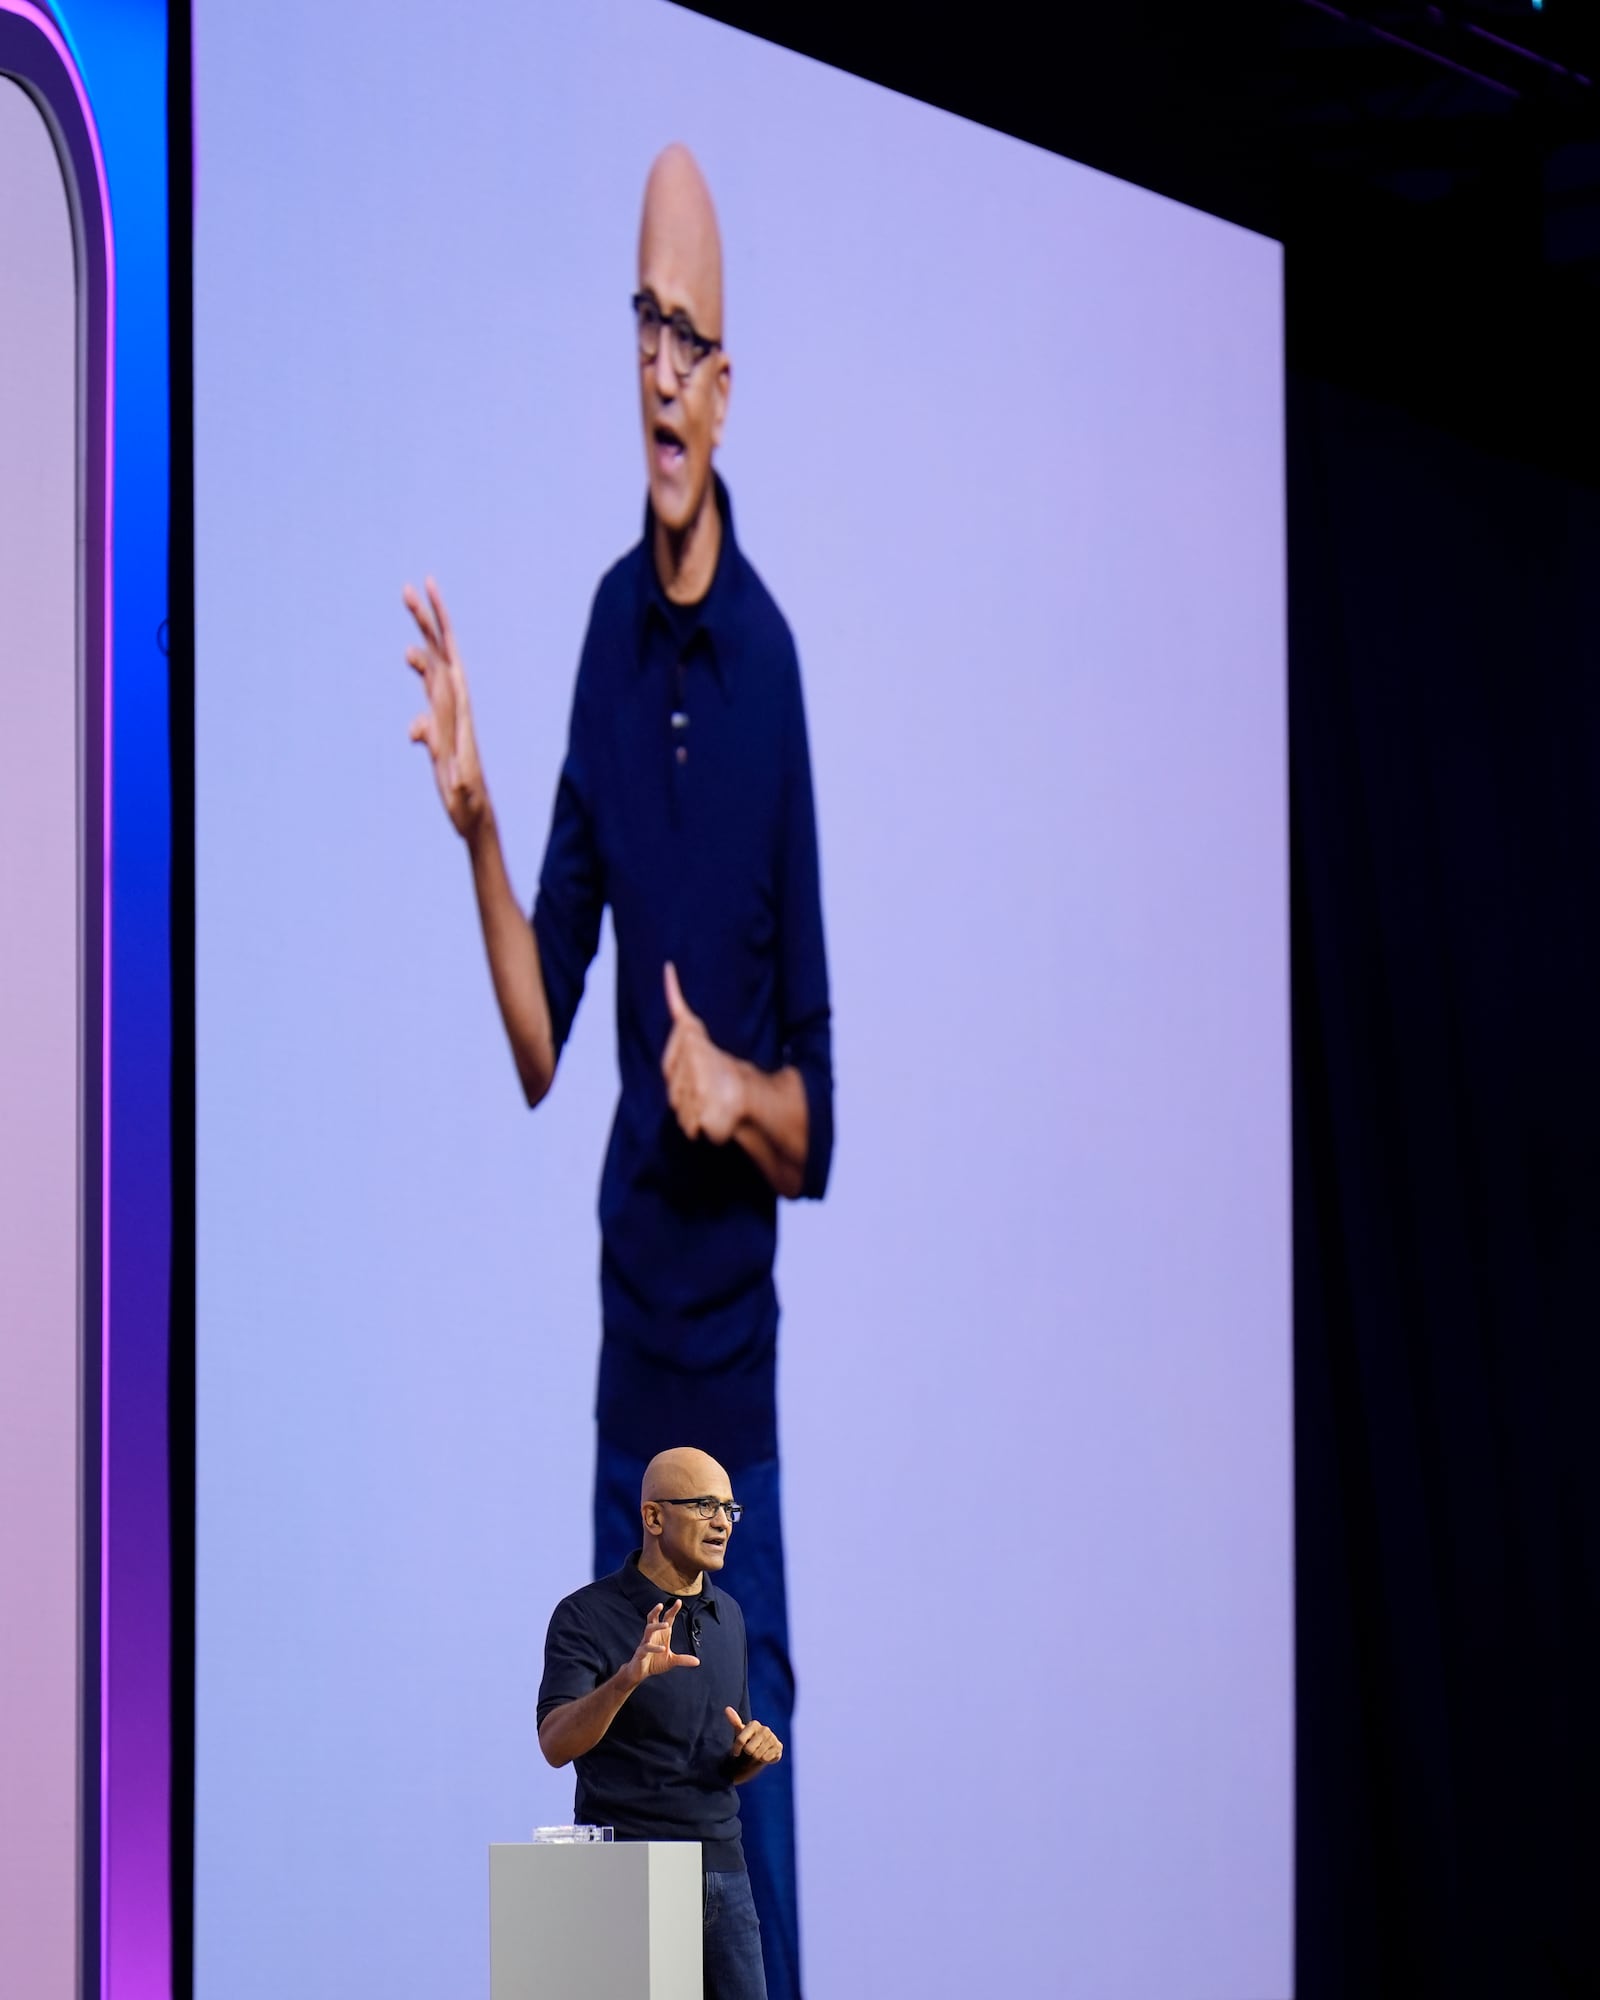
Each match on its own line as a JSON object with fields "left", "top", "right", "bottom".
{"left": 531, "top": 632, "right": 606, "bottom": 1059}
{"left": 777, "top": 649, "right": 834, "bottom": 1199}
{"left": 536, "top": 1597, "right": 606, "bottom": 1727}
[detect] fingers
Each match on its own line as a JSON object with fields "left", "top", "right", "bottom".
{"left": 668, "top": 1075, "right": 701, "bottom": 1141}
{"left": 662, "top": 1006, "right": 719, "bottom": 1143}
{"left": 402, "top": 583, "right": 440, "bottom": 652}
{"left": 636, "top": 1601, "right": 700, "bottom": 1676}
{"left": 661, "top": 980, "right": 708, "bottom": 1083}
{"left": 662, "top": 1031, "right": 702, "bottom": 1139}
{"left": 426, "top": 576, "right": 457, "bottom": 658}
{"left": 662, "top": 1039, "right": 697, "bottom": 1125}
{"left": 405, "top": 642, "right": 452, "bottom": 694}
{"left": 403, "top": 586, "right": 467, "bottom": 719}
{"left": 725, "top": 1709, "right": 781, "bottom": 1762}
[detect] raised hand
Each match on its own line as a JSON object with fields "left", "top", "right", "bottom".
{"left": 662, "top": 962, "right": 746, "bottom": 1145}
{"left": 404, "top": 576, "right": 489, "bottom": 839}
{"left": 628, "top": 1600, "right": 702, "bottom": 1686}
{"left": 724, "top": 1705, "right": 783, "bottom": 1775}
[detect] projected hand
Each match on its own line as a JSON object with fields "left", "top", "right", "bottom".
{"left": 404, "top": 577, "right": 488, "bottom": 839}
{"left": 725, "top": 1707, "right": 783, "bottom": 1773}
{"left": 628, "top": 1601, "right": 702, "bottom": 1686}
{"left": 662, "top": 963, "right": 745, "bottom": 1145}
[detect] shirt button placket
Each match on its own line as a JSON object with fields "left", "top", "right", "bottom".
{"left": 671, "top": 653, "right": 691, "bottom": 787}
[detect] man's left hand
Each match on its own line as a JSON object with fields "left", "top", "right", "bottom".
{"left": 662, "top": 963, "right": 746, "bottom": 1145}
{"left": 724, "top": 1705, "right": 783, "bottom": 1775}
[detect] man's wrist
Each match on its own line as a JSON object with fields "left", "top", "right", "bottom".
{"left": 464, "top": 793, "right": 496, "bottom": 860}
{"left": 729, "top": 1056, "right": 757, "bottom": 1135}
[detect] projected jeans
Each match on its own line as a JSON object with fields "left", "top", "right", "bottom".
{"left": 594, "top": 1439, "right": 799, "bottom": 2000}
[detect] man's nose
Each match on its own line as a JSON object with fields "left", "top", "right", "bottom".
{"left": 652, "top": 336, "right": 679, "bottom": 402}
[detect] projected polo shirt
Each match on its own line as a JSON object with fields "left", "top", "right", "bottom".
{"left": 537, "top": 1552, "right": 751, "bottom": 1872}
{"left": 531, "top": 477, "right": 833, "bottom": 1463}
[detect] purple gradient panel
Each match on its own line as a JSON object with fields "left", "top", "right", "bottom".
{"left": 93, "top": 0, "right": 175, "bottom": 1974}
{"left": 0, "top": 67, "right": 78, "bottom": 2000}
{"left": 0, "top": 8, "right": 126, "bottom": 1997}
{"left": 23, "top": 1, "right": 174, "bottom": 1996}
{"left": 195, "top": 5, "right": 1287, "bottom": 1998}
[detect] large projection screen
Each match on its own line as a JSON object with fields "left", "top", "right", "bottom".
{"left": 195, "top": 5, "right": 1290, "bottom": 1997}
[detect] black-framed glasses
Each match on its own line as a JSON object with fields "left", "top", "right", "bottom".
{"left": 659, "top": 1496, "right": 743, "bottom": 1524}
{"left": 632, "top": 291, "right": 722, "bottom": 381}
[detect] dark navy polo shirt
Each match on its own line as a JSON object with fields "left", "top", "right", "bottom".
{"left": 531, "top": 478, "right": 833, "bottom": 1463}
{"left": 537, "top": 1552, "right": 751, "bottom": 1872}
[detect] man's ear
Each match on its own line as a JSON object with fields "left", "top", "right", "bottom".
{"left": 641, "top": 1501, "right": 663, "bottom": 1540}
{"left": 711, "top": 353, "right": 731, "bottom": 451}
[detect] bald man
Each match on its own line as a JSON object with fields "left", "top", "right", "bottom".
{"left": 538, "top": 1450, "right": 781, "bottom": 1999}
{"left": 404, "top": 145, "right": 829, "bottom": 1998}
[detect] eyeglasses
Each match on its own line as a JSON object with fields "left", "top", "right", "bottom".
{"left": 632, "top": 291, "right": 722, "bottom": 382}
{"left": 658, "top": 1496, "right": 743, "bottom": 1524}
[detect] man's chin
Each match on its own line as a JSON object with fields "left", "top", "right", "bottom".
{"left": 649, "top": 469, "right": 709, "bottom": 540}
{"left": 700, "top": 1544, "right": 728, "bottom": 1569}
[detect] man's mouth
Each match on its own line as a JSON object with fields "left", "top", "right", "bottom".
{"left": 654, "top": 424, "right": 686, "bottom": 474}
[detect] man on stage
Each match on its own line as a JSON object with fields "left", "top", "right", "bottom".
{"left": 403, "top": 143, "right": 830, "bottom": 2000}
{"left": 539, "top": 1447, "right": 781, "bottom": 2000}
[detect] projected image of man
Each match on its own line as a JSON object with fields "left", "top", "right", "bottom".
{"left": 403, "top": 143, "right": 830, "bottom": 2000}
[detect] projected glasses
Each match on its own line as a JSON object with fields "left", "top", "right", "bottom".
{"left": 658, "top": 1496, "right": 743, "bottom": 1524}
{"left": 632, "top": 291, "right": 722, "bottom": 381}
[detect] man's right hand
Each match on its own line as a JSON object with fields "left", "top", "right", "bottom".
{"left": 404, "top": 576, "right": 489, "bottom": 841}
{"left": 401, "top": 574, "right": 557, "bottom": 1106}
{"left": 627, "top": 1601, "right": 702, "bottom": 1687}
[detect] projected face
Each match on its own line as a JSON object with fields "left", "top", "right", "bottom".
{"left": 635, "top": 144, "right": 729, "bottom": 549}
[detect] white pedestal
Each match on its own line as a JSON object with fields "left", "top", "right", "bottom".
{"left": 489, "top": 1841, "right": 702, "bottom": 1999}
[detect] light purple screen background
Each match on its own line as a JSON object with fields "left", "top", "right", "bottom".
{"left": 194, "top": 5, "right": 1289, "bottom": 1996}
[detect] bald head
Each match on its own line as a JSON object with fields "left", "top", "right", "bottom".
{"left": 639, "top": 143, "right": 723, "bottom": 342}
{"left": 637, "top": 1445, "right": 738, "bottom": 1584}
{"left": 642, "top": 1445, "right": 731, "bottom": 1507}
{"left": 635, "top": 145, "right": 730, "bottom": 594}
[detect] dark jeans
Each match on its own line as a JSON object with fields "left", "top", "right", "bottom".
{"left": 594, "top": 1437, "right": 800, "bottom": 2000}
{"left": 703, "top": 1868, "right": 769, "bottom": 2000}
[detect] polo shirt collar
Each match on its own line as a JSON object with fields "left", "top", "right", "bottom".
{"left": 618, "top": 1548, "right": 723, "bottom": 1620}
{"left": 635, "top": 471, "right": 740, "bottom": 697}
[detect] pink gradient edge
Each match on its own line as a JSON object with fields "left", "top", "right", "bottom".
{"left": 0, "top": 6, "right": 116, "bottom": 1996}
